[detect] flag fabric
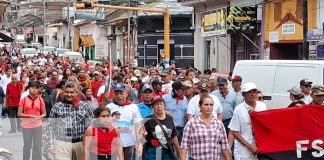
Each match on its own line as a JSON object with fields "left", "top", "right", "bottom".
{"left": 250, "top": 105, "right": 324, "bottom": 160}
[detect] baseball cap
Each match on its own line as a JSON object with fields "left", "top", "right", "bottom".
{"left": 94, "top": 71, "right": 100, "bottom": 75}
{"left": 217, "top": 77, "right": 228, "bottom": 85}
{"left": 112, "top": 83, "right": 126, "bottom": 92}
{"left": 131, "top": 77, "right": 138, "bottom": 82}
{"left": 231, "top": 75, "right": 242, "bottom": 82}
{"left": 28, "top": 81, "right": 40, "bottom": 88}
{"left": 172, "top": 81, "right": 187, "bottom": 90}
{"left": 112, "top": 111, "right": 121, "bottom": 116}
{"left": 300, "top": 79, "right": 313, "bottom": 86}
{"left": 192, "top": 78, "right": 200, "bottom": 84}
{"left": 311, "top": 85, "right": 324, "bottom": 96}
{"left": 151, "top": 77, "right": 162, "bottom": 86}
{"left": 141, "top": 84, "right": 153, "bottom": 92}
{"left": 160, "top": 70, "right": 171, "bottom": 76}
{"left": 152, "top": 96, "right": 164, "bottom": 105}
{"left": 287, "top": 86, "right": 302, "bottom": 96}
{"left": 171, "top": 70, "right": 177, "bottom": 75}
{"left": 241, "top": 82, "right": 257, "bottom": 93}
{"left": 183, "top": 80, "right": 193, "bottom": 88}
{"left": 198, "top": 79, "right": 210, "bottom": 90}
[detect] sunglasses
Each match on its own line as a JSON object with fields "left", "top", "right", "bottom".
{"left": 257, "top": 96, "right": 264, "bottom": 100}
{"left": 303, "top": 85, "right": 312, "bottom": 88}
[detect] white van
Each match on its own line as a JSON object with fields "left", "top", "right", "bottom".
{"left": 42, "top": 46, "right": 56, "bottom": 55}
{"left": 64, "top": 51, "right": 84, "bottom": 63}
{"left": 232, "top": 60, "right": 324, "bottom": 109}
{"left": 55, "top": 48, "right": 70, "bottom": 57}
{"left": 20, "top": 48, "right": 38, "bottom": 57}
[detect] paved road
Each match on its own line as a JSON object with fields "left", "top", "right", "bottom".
{"left": 0, "top": 118, "right": 50, "bottom": 160}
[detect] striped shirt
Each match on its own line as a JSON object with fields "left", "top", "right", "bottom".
{"left": 47, "top": 101, "right": 94, "bottom": 146}
{"left": 180, "top": 116, "right": 229, "bottom": 160}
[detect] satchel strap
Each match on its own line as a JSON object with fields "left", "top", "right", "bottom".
{"left": 153, "top": 115, "right": 172, "bottom": 145}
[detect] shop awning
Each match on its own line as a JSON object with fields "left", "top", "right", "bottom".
{"left": 0, "top": 32, "right": 13, "bottom": 42}
{"left": 80, "top": 35, "right": 95, "bottom": 47}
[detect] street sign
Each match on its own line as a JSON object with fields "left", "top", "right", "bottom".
{"left": 282, "top": 23, "right": 295, "bottom": 35}
{"left": 316, "top": 45, "right": 324, "bottom": 60}
{"left": 227, "top": 6, "right": 257, "bottom": 33}
{"left": 201, "top": 8, "right": 227, "bottom": 37}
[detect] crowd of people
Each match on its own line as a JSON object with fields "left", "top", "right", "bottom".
{"left": 0, "top": 52, "right": 324, "bottom": 160}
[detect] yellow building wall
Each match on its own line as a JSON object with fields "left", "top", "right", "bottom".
{"left": 265, "top": 0, "right": 317, "bottom": 42}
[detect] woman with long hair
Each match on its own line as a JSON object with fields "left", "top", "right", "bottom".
{"left": 83, "top": 107, "right": 124, "bottom": 160}
{"left": 82, "top": 87, "right": 100, "bottom": 111}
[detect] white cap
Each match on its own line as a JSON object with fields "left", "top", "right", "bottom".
{"left": 131, "top": 77, "right": 138, "bottom": 82}
{"left": 241, "top": 82, "right": 257, "bottom": 92}
{"left": 192, "top": 78, "right": 200, "bottom": 84}
{"left": 171, "top": 70, "right": 177, "bottom": 75}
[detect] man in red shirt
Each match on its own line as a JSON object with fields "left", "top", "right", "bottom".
{"left": 91, "top": 71, "right": 104, "bottom": 99}
{"left": 46, "top": 70, "right": 60, "bottom": 90}
{"left": 5, "top": 74, "right": 24, "bottom": 133}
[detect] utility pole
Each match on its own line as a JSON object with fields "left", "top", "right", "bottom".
{"left": 303, "top": 0, "right": 309, "bottom": 60}
{"left": 43, "top": 0, "right": 46, "bottom": 46}
{"left": 67, "top": 0, "right": 71, "bottom": 49}
{"left": 127, "top": 0, "right": 131, "bottom": 63}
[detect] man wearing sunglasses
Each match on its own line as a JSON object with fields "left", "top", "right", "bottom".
{"left": 300, "top": 79, "right": 313, "bottom": 104}
{"left": 211, "top": 77, "right": 237, "bottom": 135}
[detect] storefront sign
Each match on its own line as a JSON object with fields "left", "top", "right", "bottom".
{"left": 306, "top": 29, "right": 324, "bottom": 41}
{"left": 316, "top": 45, "right": 324, "bottom": 60}
{"left": 282, "top": 23, "right": 295, "bottom": 35}
{"left": 269, "top": 31, "right": 279, "bottom": 43}
{"left": 227, "top": 6, "right": 257, "bottom": 33}
{"left": 201, "top": 8, "right": 227, "bottom": 37}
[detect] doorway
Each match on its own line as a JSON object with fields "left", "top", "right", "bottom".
{"left": 206, "top": 40, "right": 211, "bottom": 69}
{"left": 270, "top": 43, "right": 302, "bottom": 59}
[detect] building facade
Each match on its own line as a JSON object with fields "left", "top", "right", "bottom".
{"left": 264, "top": 0, "right": 317, "bottom": 60}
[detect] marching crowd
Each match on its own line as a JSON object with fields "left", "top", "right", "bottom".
{"left": 0, "top": 52, "right": 324, "bottom": 160}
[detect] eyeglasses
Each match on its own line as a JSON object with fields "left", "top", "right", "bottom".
{"left": 257, "top": 96, "right": 264, "bottom": 100}
{"left": 303, "top": 85, "right": 312, "bottom": 88}
{"left": 200, "top": 89, "right": 210, "bottom": 93}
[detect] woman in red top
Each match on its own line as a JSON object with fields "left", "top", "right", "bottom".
{"left": 17, "top": 81, "right": 46, "bottom": 160}
{"left": 83, "top": 107, "right": 124, "bottom": 160}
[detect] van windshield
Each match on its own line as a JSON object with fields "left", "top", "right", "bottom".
{"left": 68, "top": 55, "right": 83, "bottom": 62}
{"left": 21, "top": 50, "right": 37, "bottom": 54}
{"left": 57, "top": 49, "right": 68, "bottom": 55}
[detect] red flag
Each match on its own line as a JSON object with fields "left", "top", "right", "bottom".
{"left": 250, "top": 105, "right": 324, "bottom": 160}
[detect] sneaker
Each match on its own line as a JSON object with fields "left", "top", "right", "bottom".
{"left": 8, "top": 130, "right": 16, "bottom": 133}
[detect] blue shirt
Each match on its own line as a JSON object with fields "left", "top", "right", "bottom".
{"left": 163, "top": 93, "right": 188, "bottom": 127}
{"left": 212, "top": 90, "right": 237, "bottom": 120}
{"left": 138, "top": 102, "right": 153, "bottom": 118}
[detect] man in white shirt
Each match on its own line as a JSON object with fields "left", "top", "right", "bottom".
{"left": 187, "top": 79, "right": 223, "bottom": 120}
{"left": 161, "top": 69, "right": 173, "bottom": 94}
{"left": 300, "top": 79, "right": 313, "bottom": 104}
{"left": 106, "top": 83, "right": 142, "bottom": 160}
{"left": 228, "top": 82, "right": 267, "bottom": 160}
{"left": 0, "top": 68, "right": 12, "bottom": 93}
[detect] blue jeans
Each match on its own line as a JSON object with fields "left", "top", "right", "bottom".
{"left": 144, "top": 147, "right": 173, "bottom": 160}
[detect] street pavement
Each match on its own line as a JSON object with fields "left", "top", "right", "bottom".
{"left": 0, "top": 118, "right": 50, "bottom": 160}
{"left": 0, "top": 118, "right": 24, "bottom": 160}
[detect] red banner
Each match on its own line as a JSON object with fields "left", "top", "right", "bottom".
{"left": 250, "top": 105, "right": 324, "bottom": 160}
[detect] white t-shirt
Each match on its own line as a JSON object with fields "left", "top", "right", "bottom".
{"left": 106, "top": 102, "right": 143, "bottom": 147}
{"left": 302, "top": 94, "right": 313, "bottom": 105}
{"left": 0, "top": 75, "right": 11, "bottom": 94}
{"left": 162, "top": 81, "right": 173, "bottom": 94}
{"left": 228, "top": 101, "right": 267, "bottom": 160}
{"left": 187, "top": 94, "right": 223, "bottom": 117}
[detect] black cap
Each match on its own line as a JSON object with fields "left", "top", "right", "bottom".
{"left": 172, "top": 81, "right": 187, "bottom": 90}
{"left": 28, "top": 81, "right": 40, "bottom": 88}
{"left": 112, "top": 111, "right": 122, "bottom": 116}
